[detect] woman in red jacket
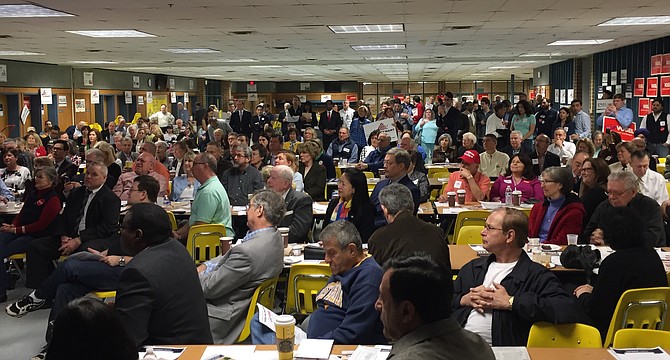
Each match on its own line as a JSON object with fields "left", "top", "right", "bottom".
{"left": 529, "top": 166, "right": 585, "bottom": 245}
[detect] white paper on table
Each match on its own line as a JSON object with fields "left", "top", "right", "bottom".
{"left": 434, "top": 202, "right": 448, "bottom": 207}
{"left": 609, "top": 347, "right": 670, "bottom": 360}
{"left": 312, "top": 203, "right": 328, "bottom": 213}
{"left": 491, "top": 346, "right": 531, "bottom": 360}
{"left": 251, "top": 351, "right": 278, "bottom": 360}
{"left": 442, "top": 207, "right": 467, "bottom": 214}
{"left": 138, "top": 346, "right": 185, "bottom": 360}
{"left": 551, "top": 255, "right": 562, "bottom": 266}
{"left": 200, "top": 345, "right": 256, "bottom": 360}
{"left": 348, "top": 345, "right": 391, "bottom": 360}
{"left": 295, "top": 339, "right": 334, "bottom": 360}
{"left": 256, "top": 303, "right": 307, "bottom": 344}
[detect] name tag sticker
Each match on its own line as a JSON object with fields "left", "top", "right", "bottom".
{"left": 661, "top": 121, "right": 666, "bottom": 126}
{"left": 342, "top": 148, "right": 350, "bottom": 153}
{"left": 454, "top": 180, "right": 463, "bottom": 188}
{"left": 504, "top": 179, "right": 512, "bottom": 184}
{"left": 532, "top": 158, "right": 539, "bottom": 165}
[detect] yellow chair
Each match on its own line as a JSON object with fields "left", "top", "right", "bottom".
{"left": 456, "top": 225, "right": 484, "bottom": 245}
{"left": 660, "top": 157, "right": 667, "bottom": 164}
{"left": 362, "top": 171, "right": 374, "bottom": 179}
{"left": 613, "top": 328, "right": 670, "bottom": 348}
{"left": 8, "top": 253, "right": 26, "bottom": 278}
{"left": 527, "top": 322, "right": 602, "bottom": 348}
{"left": 186, "top": 224, "right": 227, "bottom": 264}
{"left": 429, "top": 170, "right": 450, "bottom": 179}
{"left": 335, "top": 167, "right": 342, "bottom": 179}
{"left": 90, "top": 291, "right": 117, "bottom": 302}
{"left": 431, "top": 182, "right": 449, "bottom": 202}
{"left": 428, "top": 168, "right": 449, "bottom": 178}
{"left": 236, "top": 276, "right": 279, "bottom": 343}
{"left": 285, "top": 263, "right": 332, "bottom": 314}
{"left": 166, "top": 211, "right": 178, "bottom": 231}
{"left": 452, "top": 210, "right": 490, "bottom": 245}
{"left": 603, "top": 287, "right": 670, "bottom": 347}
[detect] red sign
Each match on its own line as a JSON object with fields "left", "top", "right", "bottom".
{"left": 633, "top": 78, "right": 645, "bottom": 97}
{"left": 647, "top": 77, "right": 659, "bottom": 97}
{"left": 638, "top": 98, "right": 650, "bottom": 117}
{"left": 661, "top": 76, "right": 670, "bottom": 97}
{"left": 346, "top": 95, "right": 358, "bottom": 102}
{"left": 602, "top": 116, "right": 636, "bottom": 142}
{"left": 663, "top": 54, "right": 670, "bottom": 74}
{"left": 652, "top": 54, "right": 663, "bottom": 76}
{"left": 477, "top": 93, "right": 489, "bottom": 101}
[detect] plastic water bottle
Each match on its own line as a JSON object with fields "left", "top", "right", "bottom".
{"left": 163, "top": 195, "right": 171, "bottom": 206}
{"left": 505, "top": 186, "right": 512, "bottom": 206}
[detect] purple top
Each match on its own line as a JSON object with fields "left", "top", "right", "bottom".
{"left": 490, "top": 175, "right": 543, "bottom": 203}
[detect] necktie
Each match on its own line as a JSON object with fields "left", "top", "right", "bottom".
{"left": 76, "top": 188, "right": 93, "bottom": 231}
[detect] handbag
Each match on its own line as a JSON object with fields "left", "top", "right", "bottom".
{"left": 560, "top": 245, "right": 601, "bottom": 283}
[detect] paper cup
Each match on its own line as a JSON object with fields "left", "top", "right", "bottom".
{"left": 275, "top": 315, "right": 296, "bottom": 360}
{"left": 566, "top": 234, "right": 578, "bottom": 246}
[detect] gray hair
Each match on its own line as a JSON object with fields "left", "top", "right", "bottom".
{"left": 510, "top": 130, "right": 523, "bottom": 138}
{"left": 121, "top": 136, "right": 133, "bottom": 144}
{"left": 379, "top": 183, "right": 414, "bottom": 216}
{"left": 462, "top": 132, "right": 477, "bottom": 143}
{"left": 196, "top": 152, "right": 217, "bottom": 171}
{"left": 437, "top": 133, "right": 452, "bottom": 144}
{"left": 155, "top": 141, "right": 168, "bottom": 150}
{"left": 36, "top": 166, "right": 58, "bottom": 187}
{"left": 85, "top": 148, "right": 104, "bottom": 162}
{"left": 387, "top": 148, "right": 411, "bottom": 170}
{"left": 86, "top": 160, "right": 108, "bottom": 176}
{"left": 319, "top": 220, "right": 363, "bottom": 253}
{"left": 234, "top": 145, "right": 252, "bottom": 158}
{"left": 542, "top": 166, "right": 573, "bottom": 196}
{"left": 273, "top": 164, "right": 294, "bottom": 183}
{"left": 127, "top": 124, "right": 138, "bottom": 133}
{"left": 250, "top": 189, "right": 286, "bottom": 226}
{"left": 608, "top": 170, "right": 640, "bottom": 193}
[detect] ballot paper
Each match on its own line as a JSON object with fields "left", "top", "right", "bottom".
{"left": 609, "top": 347, "right": 670, "bottom": 360}
{"left": 256, "top": 303, "right": 307, "bottom": 344}
{"left": 491, "top": 346, "right": 531, "bottom": 360}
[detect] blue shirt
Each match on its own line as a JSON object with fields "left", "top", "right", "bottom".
{"left": 597, "top": 106, "right": 634, "bottom": 129}
{"left": 539, "top": 196, "right": 566, "bottom": 242}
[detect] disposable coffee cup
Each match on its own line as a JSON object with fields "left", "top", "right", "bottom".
{"left": 278, "top": 227, "right": 290, "bottom": 248}
{"left": 567, "top": 234, "right": 578, "bottom": 246}
{"left": 275, "top": 314, "right": 296, "bottom": 360}
{"left": 512, "top": 190, "right": 522, "bottom": 207}
{"left": 219, "top": 236, "right": 233, "bottom": 255}
{"left": 447, "top": 191, "right": 457, "bottom": 207}
{"left": 125, "top": 160, "right": 133, "bottom": 169}
{"left": 291, "top": 245, "right": 302, "bottom": 256}
{"left": 379, "top": 168, "right": 386, "bottom": 180}
{"left": 456, "top": 190, "right": 466, "bottom": 205}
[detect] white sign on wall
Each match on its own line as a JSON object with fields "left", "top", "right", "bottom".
{"left": 184, "top": 93, "right": 189, "bottom": 103}
{"left": 0, "top": 64, "right": 7, "bottom": 82}
{"left": 125, "top": 91, "right": 133, "bottom": 104}
{"left": 40, "top": 88, "right": 53, "bottom": 104}
{"left": 146, "top": 92, "right": 153, "bottom": 104}
{"left": 132, "top": 76, "right": 140, "bottom": 89}
{"left": 83, "top": 72, "right": 94, "bottom": 87}
{"left": 90, "top": 90, "right": 100, "bottom": 104}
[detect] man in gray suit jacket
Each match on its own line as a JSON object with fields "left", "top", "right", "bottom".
{"left": 197, "top": 189, "right": 286, "bottom": 344}
{"left": 267, "top": 165, "right": 314, "bottom": 243}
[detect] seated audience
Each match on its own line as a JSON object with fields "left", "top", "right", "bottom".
{"left": 452, "top": 207, "right": 578, "bottom": 346}
{"left": 574, "top": 207, "right": 668, "bottom": 343}
{"left": 115, "top": 136, "right": 138, "bottom": 169}
{"left": 608, "top": 141, "right": 635, "bottom": 173}
{"left": 580, "top": 171, "right": 665, "bottom": 247}
{"left": 324, "top": 169, "right": 375, "bottom": 243}
{"left": 630, "top": 150, "right": 667, "bottom": 205}
{"left": 407, "top": 150, "right": 429, "bottom": 203}
{"left": 92, "top": 141, "right": 122, "bottom": 187}
{"left": 456, "top": 132, "right": 484, "bottom": 158}
{"left": 432, "top": 133, "right": 457, "bottom": 164}
{"left": 547, "top": 128, "right": 576, "bottom": 165}
{"left": 250, "top": 144, "right": 268, "bottom": 171}
{"left": 576, "top": 138, "right": 596, "bottom": 158}
{"left": 500, "top": 131, "right": 527, "bottom": 158}
{"left": 206, "top": 141, "right": 233, "bottom": 179}
{"left": 370, "top": 148, "right": 421, "bottom": 228}
{"left": 112, "top": 152, "right": 167, "bottom": 200}
{"left": 359, "top": 130, "right": 379, "bottom": 163}
{"left": 171, "top": 151, "right": 200, "bottom": 201}
{"left": 439, "top": 150, "right": 490, "bottom": 203}
{"left": 276, "top": 149, "right": 304, "bottom": 192}
{"left": 138, "top": 141, "right": 171, "bottom": 195}
{"left": 298, "top": 141, "right": 327, "bottom": 201}
{"left": 356, "top": 132, "right": 392, "bottom": 176}
{"left": 51, "top": 140, "right": 78, "bottom": 184}
{"left": 368, "top": 184, "right": 449, "bottom": 268}
{"left": 529, "top": 134, "right": 561, "bottom": 177}
{"left": 479, "top": 134, "right": 509, "bottom": 178}
{"left": 326, "top": 127, "right": 359, "bottom": 164}
{"left": 171, "top": 140, "right": 189, "bottom": 176}
{"left": 115, "top": 203, "right": 212, "bottom": 347}
{"left": 220, "top": 145, "right": 264, "bottom": 206}
{"left": 198, "top": 190, "right": 285, "bottom": 344}
{"left": 490, "top": 154, "right": 542, "bottom": 204}
{"left": 578, "top": 158, "right": 610, "bottom": 223}
{"left": 377, "top": 255, "right": 494, "bottom": 360}
{"left": 529, "top": 167, "right": 585, "bottom": 245}
{"left": 266, "top": 165, "right": 312, "bottom": 243}
{"left": 0, "top": 148, "right": 31, "bottom": 192}
{"left": 282, "top": 128, "right": 302, "bottom": 152}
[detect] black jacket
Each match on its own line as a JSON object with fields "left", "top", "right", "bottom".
{"left": 529, "top": 151, "right": 561, "bottom": 177}
{"left": 324, "top": 197, "right": 376, "bottom": 243}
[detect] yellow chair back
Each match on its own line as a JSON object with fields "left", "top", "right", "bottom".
{"left": 527, "top": 322, "right": 602, "bottom": 348}
{"left": 236, "top": 276, "right": 279, "bottom": 343}
{"left": 603, "top": 287, "right": 670, "bottom": 347}
{"left": 90, "top": 291, "right": 117, "bottom": 300}
{"left": 612, "top": 328, "right": 670, "bottom": 348}
{"left": 456, "top": 225, "right": 484, "bottom": 245}
{"left": 362, "top": 171, "right": 374, "bottom": 179}
{"left": 452, "top": 210, "right": 490, "bottom": 244}
{"left": 186, "top": 224, "right": 227, "bottom": 264}
{"left": 429, "top": 170, "right": 450, "bottom": 179}
{"left": 166, "top": 211, "right": 178, "bottom": 231}
{"left": 428, "top": 168, "right": 449, "bottom": 178}
{"left": 285, "top": 263, "right": 332, "bottom": 314}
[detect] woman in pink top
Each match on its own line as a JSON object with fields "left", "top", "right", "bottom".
{"left": 490, "top": 154, "right": 543, "bottom": 203}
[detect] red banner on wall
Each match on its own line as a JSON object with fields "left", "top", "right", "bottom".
{"left": 602, "top": 116, "right": 636, "bottom": 142}
{"left": 663, "top": 54, "right": 670, "bottom": 74}
{"left": 634, "top": 78, "right": 645, "bottom": 97}
{"left": 652, "top": 55, "right": 663, "bottom": 76}
{"left": 346, "top": 95, "right": 358, "bottom": 102}
{"left": 638, "top": 98, "right": 650, "bottom": 117}
{"left": 647, "top": 77, "right": 659, "bottom": 97}
{"left": 661, "top": 76, "right": 670, "bottom": 97}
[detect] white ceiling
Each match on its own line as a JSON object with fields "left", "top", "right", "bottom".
{"left": 0, "top": 0, "right": 669, "bottom": 82}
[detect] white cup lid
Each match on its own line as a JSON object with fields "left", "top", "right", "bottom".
{"left": 275, "top": 314, "right": 296, "bottom": 325}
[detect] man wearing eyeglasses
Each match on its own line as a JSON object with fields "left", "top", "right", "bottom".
{"left": 51, "top": 139, "right": 77, "bottom": 183}
{"left": 112, "top": 152, "right": 167, "bottom": 201}
{"left": 580, "top": 170, "right": 665, "bottom": 247}
{"left": 452, "top": 207, "right": 577, "bottom": 346}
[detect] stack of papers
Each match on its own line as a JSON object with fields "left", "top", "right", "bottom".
{"left": 295, "top": 339, "right": 334, "bottom": 360}
{"left": 491, "top": 347, "right": 530, "bottom": 360}
{"left": 609, "top": 347, "right": 670, "bottom": 360}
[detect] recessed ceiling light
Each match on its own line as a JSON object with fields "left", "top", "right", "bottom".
{"left": 0, "top": 50, "right": 44, "bottom": 56}
{"left": 520, "top": 53, "right": 562, "bottom": 57}
{"left": 365, "top": 56, "right": 407, "bottom": 60}
{"left": 502, "top": 60, "right": 537, "bottom": 64}
{"left": 351, "top": 44, "right": 405, "bottom": 51}
{"left": 329, "top": 24, "right": 404, "bottom": 34}
{"left": 71, "top": 60, "right": 118, "bottom": 64}
{"left": 0, "top": 4, "right": 74, "bottom": 18}
{"left": 67, "top": 30, "right": 156, "bottom": 38}
{"left": 160, "top": 48, "right": 220, "bottom": 54}
{"left": 489, "top": 66, "right": 521, "bottom": 69}
{"left": 599, "top": 16, "right": 670, "bottom": 26}
{"left": 547, "top": 39, "right": 613, "bottom": 46}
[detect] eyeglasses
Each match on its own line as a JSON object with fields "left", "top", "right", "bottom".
{"left": 539, "top": 180, "right": 557, "bottom": 185}
{"left": 606, "top": 190, "right": 629, "bottom": 197}
{"left": 483, "top": 224, "right": 504, "bottom": 231}
{"left": 128, "top": 188, "right": 143, "bottom": 193}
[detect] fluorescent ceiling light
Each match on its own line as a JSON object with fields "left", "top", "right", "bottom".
{"left": 599, "top": 16, "right": 670, "bottom": 26}
{"left": 199, "top": 75, "right": 222, "bottom": 77}
{"left": 489, "top": 66, "right": 520, "bottom": 69}
{"left": 329, "top": 24, "right": 404, "bottom": 34}
{"left": 351, "top": 44, "right": 405, "bottom": 51}
{"left": 221, "top": 59, "right": 258, "bottom": 62}
{"left": 0, "top": 50, "right": 44, "bottom": 56}
{"left": 520, "top": 53, "right": 562, "bottom": 57}
{"left": 67, "top": 30, "right": 156, "bottom": 38}
{"left": 502, "top": 60, "right": 537, "bottom": 64}
{"left": 365, "top": 56, "right": 407, "bottom": 60}
{"left": 160, "top": 48, "right": 220, "bottom": 54}
{"left": 0, "top": 4, "right": 74, "bottom": 18}
{"left": 249, "top": 65, "right": 282, "bottom": 68}
{"left": 71, "top": 60, "right": 118, "bottom": 64}
{"left": 547, "top": 39, "right": 613, "bottom": 46}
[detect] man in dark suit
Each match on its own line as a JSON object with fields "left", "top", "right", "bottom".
{"left": 370, "top": 148, "right": 421, "bottom": 228}
{"left": 229, "top": 99, "right": 253, "bottom": 139}
{"left": 435, "top": 92, "right": 461, "bottom": 146}
{"left": 267, "top": 165, "right": 313, "bottom": 243}
{"left": 116, "top": 203, "right": 212, "bottom": 348}
{"left": 25, "top": 161, "right": 121, "bottom": 290}
{"left": 52, "top": 139, "right": 78, "bottom": 180}
{"left": 100, "top": 121, "right": 116, "bottom": 144}
{"left": 251, "top": 104, "right": 273, "bottom": 143}
{"left": 319, "top": 99, "right": 343, "bottom": 149}
{"left": 529, "top": 134, "right": 561, "bottom": 177}
{"left": 501, "top": 130, "right": 528, "bottom": 158}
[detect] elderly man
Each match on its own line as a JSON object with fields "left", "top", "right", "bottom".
{"left": 25, "top": 161, "right": 121, "bottom": 290}
{"left": 570, "top": 151, "right": 589, "bottom": 193}
{"left": 479, "top": 134, "right": 509, "bottom": 178}
{"left": 206, "top": 107, "right": 234, "bottom": 143}
{"left": 115, "top": 136, "right": 138, "bottom": 168}
{"left": 150, "top": 104, "right": 176, "bottom": 131}
{"left": 376, "top": 255, "right": 495, "bottom": 360}
{"left": 356, "top": 132, "right": 392, "bottom": 175}
{"left": 5, "top": 175, "right": 159, "bottom": 359}
{"left": 453, "top": 207, "right": 577, "bottom": 346}
{"left": 529, "top": 134, "right": 561, "bottom": 177}
{"left": 440, "top": 150, "right": 490, "bottom": 203}
{"left": 266, "top": 165, "right": 313, "bottom": 243}
{"left": 547, "top": 128, "right": 576, "bottom": 164}
{"left": 368, "top": 183, "right": 450, "bottom": 269}
{"left": 206, "top": 141, "right": 233, "bottom": 178}
{"left": 326, "top": 127, "right": 358, "bottom": 164}
{"left": 155, "top": 141, "right": 172, "bottom": 170}
{"left": 113, "top": 152, "right": 167, "bottom": 200}
{"left": 171, "top": 140, "right": 189, "bottom": 176}
{"left": 220, "top": 145, "right": 264, "bottom": 206}
{"left": 580, "top": 170, "right": 665, "bottom": 247}
{"left": 116, "top": 203, "right": 212, "bottom": 347}
{"left": 138, "top": 141, "right": 171, "bottom": 193}
{"left": 370, "top": 148, "right": 421, "bottom": 228}
{"left": 501, "top": 130, "right": 525, "bottom": 158}
{"left": 173, "top": 152, "right": 234, "bottom": 243}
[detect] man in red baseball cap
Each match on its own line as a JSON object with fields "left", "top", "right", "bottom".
{"left": 439, "top": 150, "right": 490, "bottom": 203}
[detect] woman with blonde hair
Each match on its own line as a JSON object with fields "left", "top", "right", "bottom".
{"left": 25, "top": 132, "right": 47, "bottom": 157}
{"left": 92, "top": 141, "right": 122, "bottom": 186}
{"left": 276, "top": 150, "right": 304, "bottom": 192}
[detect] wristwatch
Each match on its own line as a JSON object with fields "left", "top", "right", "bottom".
{"left": 508, "top": 296, "right": 515, "bottom": 310}
{"left": 119, "top": 256, "right": 126, "bottom": 267}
